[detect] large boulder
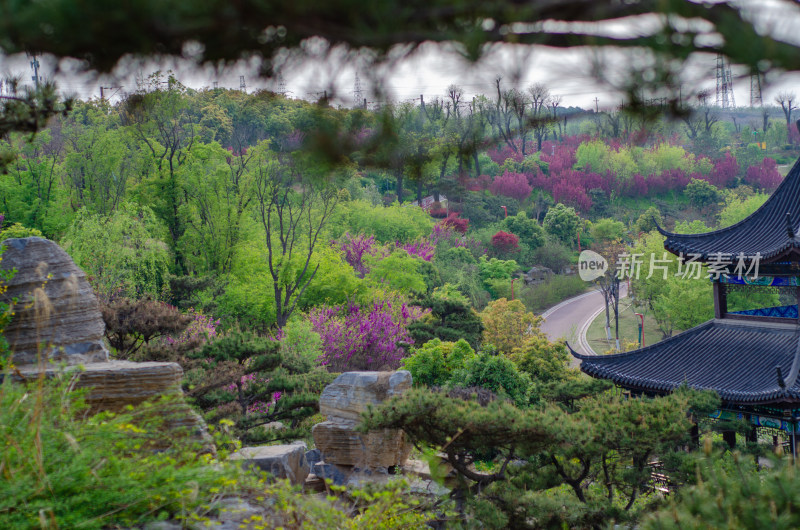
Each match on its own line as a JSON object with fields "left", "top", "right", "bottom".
{"left": 229, "top": 441, "right": 310, "bottom": 485}
{"left": 319, "top": 371, "right": 412, "bottom": 422}
{"left": 312, "top": 371, "right": 412, "bottom": 471}
{"left": 1, "top": 237, "right": 109, "bottom": 366}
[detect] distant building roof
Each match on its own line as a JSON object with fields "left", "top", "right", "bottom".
{"left": 569, "top": 319, "right": 800, "bottom": 406}
{"left": 657, "top": 157, "right": 800, "bottom": 262}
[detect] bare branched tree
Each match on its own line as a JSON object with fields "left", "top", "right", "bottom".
{"left": 253, "top": 153, "right": 339, "bottom": 330}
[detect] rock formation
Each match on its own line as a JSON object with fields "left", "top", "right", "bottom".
{"left": 2, "top": 237, "right": 206, "bottom": 442}
{"left": 312, "top": 371, "right": 412, "bottom": 482}
{"left": 229, "top": 441, "right": 310, "bottom": 485}
{"left": 1, "top": 236, "right": 109, "bottom": 366}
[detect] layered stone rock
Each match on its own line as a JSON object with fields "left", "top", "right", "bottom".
{"left": 312, "top": 371, "right": 412, "bottom": 473}
{"left": 229, "top": 441, "right": 310, "bottom": 485}
{"left": 1, "top": 237, "right": 108, "bottom": 366}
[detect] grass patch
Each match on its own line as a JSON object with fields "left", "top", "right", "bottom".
{"left": 518, "top": 275, "right": 590, "bottom": 314}
{"left": 585, "top": 299, "right": 662, "bottom": 354}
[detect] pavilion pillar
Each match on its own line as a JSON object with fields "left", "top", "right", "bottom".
{"left": 722, "top": 429, "right": 736, "bottom": 449}
{"left": 690, "top": 422, "right": 700, "bottom": 448}
{"left": 713, "top": 281, "right": 727, "bottom": 319}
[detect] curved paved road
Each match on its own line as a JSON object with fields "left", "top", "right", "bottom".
{"left": 540, "top": 284, "right": 628, "bottom": 367}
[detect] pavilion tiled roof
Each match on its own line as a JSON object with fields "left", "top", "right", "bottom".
{"left": 657, "top": 157, "right": 800, "bottom": 261}
{"left": 569, "top": 319, "right": 800, "bottom": 406}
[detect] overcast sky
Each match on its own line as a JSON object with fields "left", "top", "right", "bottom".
{"left": 3, "top": 1, "right": 800, "bottom": 112}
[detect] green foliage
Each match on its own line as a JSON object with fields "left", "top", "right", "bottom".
{"left": 366, "top": 249, "right": 427, "bottom": 294}
{"left": 503, "top": 211, "right": 545, "bottom": 249}
{"left": 633, "top": 206, "right": 663, "bottom": 234}
{"left": 478, "top": 255, "right": 519, "bottom": 284}
{"left": 542, "top": 203, "right": 581, "bottom": 246}
{"left": 408, "top": 285, "right": 484, "bottom": 349}
{"left": 453, "top": 352, "right": 532, "bottom": 406}
{"left": 402, "top": 338, "right": 476, "bottom": 387}
{"left": 188, "top": 330, "right": 333, "bottom": 444}
{"left": 685, "top": 178, "right": 720, "bottom": 208}
{"left": 517, "top": 274, "right": 586, "bottom": 313}
{"left": 643, "top": 453, "right": 798, "bottom": 530}
{"left": 590, "top": 218, "right": 626, "bottom": 243}
{"left": 279, "top": 317, "right": 323, "bottom": 364}
{"left": 62, "top": 203, "right": 172, "bottom": 299}
{"left": 330, "top": 200, "right": 433, "bottom": 244}
{"left": 480, "top": 298, "right": 541, "bottom": 354}
{"left": 0, "top": 375, "right": 249, "bottom": 529}
{"left": 0, "top": 222, "right": 43, "bottom": 242}
{"left": 718, "top": 192, "right": 768, "bottom": 227}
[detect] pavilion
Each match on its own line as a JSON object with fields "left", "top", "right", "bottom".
{"left": 570, "top": 156, "right": 800, "bottom": 451}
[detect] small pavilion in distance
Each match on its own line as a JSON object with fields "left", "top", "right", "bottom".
{"left": 570, "top": 158, "right": 800, "bottom": 453}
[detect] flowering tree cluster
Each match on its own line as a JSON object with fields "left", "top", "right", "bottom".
{"left": 488, "top": 171, "right": 533, "bottom": 201}
{"left": 309, "top": 300, "right": 424, "bottom": 371}
{"left": 484, "top": 137, "right": 747, "bottom": 213}
{"left": 745, "top": 157, "right": 782, "bottom": 190}
{"left": 431, "top": 223, "right": 485, "bottom": 255}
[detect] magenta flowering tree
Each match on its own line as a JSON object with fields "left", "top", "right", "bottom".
{"left": 398, "top": 238, "right": 435, "bottom": 261}
{"left": 335, "top": 232, "right": 384, "bottom": 277}
{"left": 551, "top": 180, "right": 592, "bottom": 212}
{"left": 489, "top": 171, "right": 533, "bottom": 201}
{"left": 309, "top": 301, "right": 423, "bottom": 371}
{"left": 745, "top": 157, "right": 782, "bottom": 190}
{"left": 707, "top": 152, "right": 738, "bottom": 188}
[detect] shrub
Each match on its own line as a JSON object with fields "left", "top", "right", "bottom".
{"left": 490, "top": 231, "right": 520, "bottom": 255}
{"left": 480, "top": 298, "right": 541, "bottom": 354}
{"left": 402, "top": 338, "right": 476, "bottom": 387}
{"left": 744, "top": 157, "right": 782, "bottom": 190}
{"left": 309, "top": 300, "right": 423, "bottom": 371}
{"left": 0, "top": 376, "right": 248, "bottom": 529}
{"left": 517, "top": 275, "right": 586, "bottom": 313}
{"left": 451, "top": 353, "right": 532, "bottom": 407}
{"left": 101, "top": 296, "right": 193, "bottom": 359}
{"left": 439, "top": 212, "right": 469, "bottom": 234}
{"left": 685, "top": 178, "right": 720, "bottom": 208}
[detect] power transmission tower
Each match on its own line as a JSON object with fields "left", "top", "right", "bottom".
{"left": 275, "top": 72, "right": 287, "bottom": 96}
{"left": 213, "top": 81, "right": 219, "bottom": 89}
{"left": 750, "top": 73, "right": 762, "bottom": 107}
{"left": 239, "top": 75, "right": 247, "bottom": 93}
{"left": 100, "top": 85, "right": 122, "bottom": 101}
{"left": 28, "top": 52, "right": 41, "bottom": 88}
{"left": 353, "top": 71, "right": 364, "bottom": 108}
{"left": 715, "top": 54, "right": 735, "bottom": 108}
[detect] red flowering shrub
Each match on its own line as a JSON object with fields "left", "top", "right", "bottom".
{"left": 491, "top": 231, "right": 520, "bottom": 254}
{"left": 440, "top": 213, "right": 469, "bottom": 234}
{"left": 745, "top": 157, "right": 782, "bottom": 190}
{"left": 706, "top": 152, "right": 738, "bottom": 188}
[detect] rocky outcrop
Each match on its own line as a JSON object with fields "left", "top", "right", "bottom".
{"left": 229, "top": 441, "right": 310, "bottom": 485}
{"left": 312, "top": 371, "right": 412, "bottom": 476}
{"left": 1, "top": 237, "right": 108, "bottom": 366}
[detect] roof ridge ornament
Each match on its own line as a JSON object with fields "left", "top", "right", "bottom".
{"left": 787, "top": 212, "right": 795, "bottom": 239}
{"left": 777, "top": 366, "right": 786, "bottom": 388}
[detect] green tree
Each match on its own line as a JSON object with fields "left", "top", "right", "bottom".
{"left": 252, "top": 150, "right": 340, "bottom": 330}
{"left": 685, "top": 178, "right": 720, "bottom": 208}
{"left": 188, "top": 330, "right": 333, "bottom": 444}
{"left": 479, "top": 298, "right": 540, "bottom": 354}
{"left": 62, "top": 203, "right": 172, "bottom": 299}
{"left": 542, "top": 203, "right": 581, "bottom": 246}
{"left": 408, "top": 285, "right": 484, "bottom": 349}
{"left": 504, "top": 211, "right": 545, "bottom": 249}
{"left": 401, "top": 338, "right": 476, "bottom": 387}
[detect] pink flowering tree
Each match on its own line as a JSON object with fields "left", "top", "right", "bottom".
{"left": 398, "top": 238, "right": 435, "bottom": 261}
{"left": 310, "top": 300, "right": 424, "bottom": 371}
